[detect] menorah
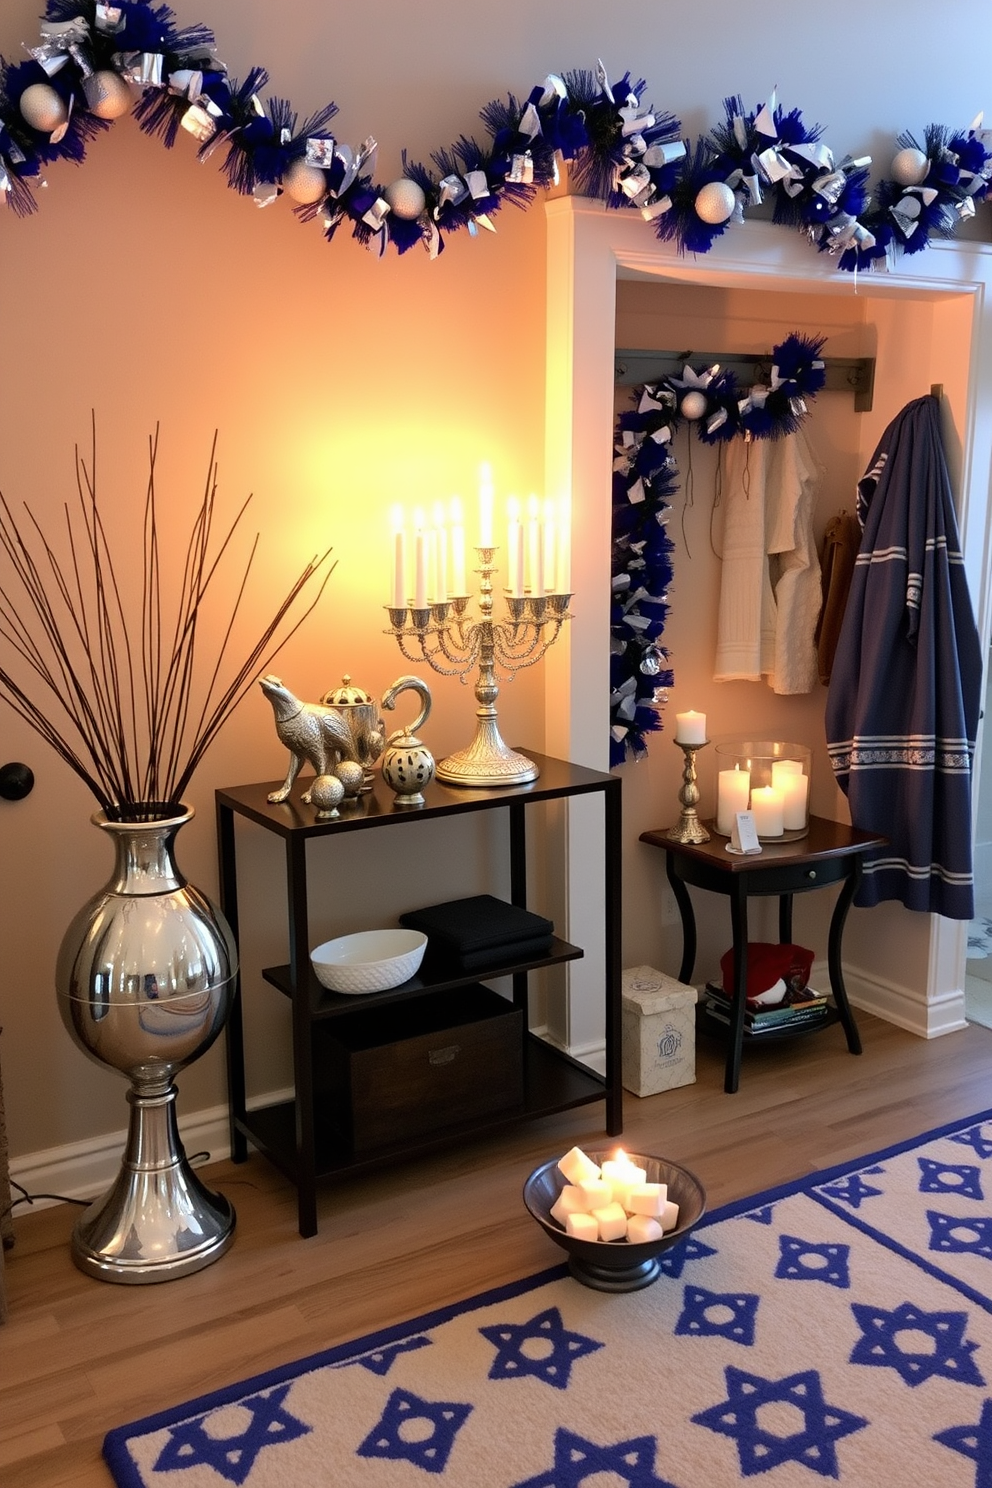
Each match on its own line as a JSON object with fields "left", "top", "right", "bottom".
{"left": 386, "top": 544, "right": 571, "bottom": 786}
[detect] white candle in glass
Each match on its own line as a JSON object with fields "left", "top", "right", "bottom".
{"left": 557, "top": 494, "right": 571, "bottom": 593}
{"left": 413, "top": 507, "right": 427, "bottom": 609}
{"left": 390, "top": 505, "right": 406, "bottom": 608}
{"left": 450, "top": 496, "right": 466, "bottom": 594}
{"left": 506, "top": 496, "right": 524, "bottom": 597}
{"left": 674, "top": 710, "right": 707, "bottom": 745}
{"left": 543, "top": 498, "right": 557, "bottom": 593}
{"left": 478, "top": 463, "right": 494, "bottom": 547}
{"left": 432, "top": 501, "right": 448, "bottom": 602}
{"left": 750, "top": 785, "right": 784, "bottom": 837}
{"left": 778, "top": 771, "right": 809, "bottom": 829}
{"left": 771, "top": 759, "right": 803, "bottom": 782}
{"left": 717, "top": 764, "right": 751, "bottom": 835}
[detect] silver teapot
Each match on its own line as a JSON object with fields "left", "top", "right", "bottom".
{"left": 320, "top": 674, "right": 432, "bottom": 792}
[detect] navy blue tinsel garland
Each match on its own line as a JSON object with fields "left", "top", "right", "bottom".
{"left": 609, "top": 333, "right": 826, "bottom": 766}
{"left": 1, "top": 8, "right": 989, "bottom": 273}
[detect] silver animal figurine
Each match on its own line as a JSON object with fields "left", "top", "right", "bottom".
{"left": 259, "top": 675, "right": 359, "bottom": 804}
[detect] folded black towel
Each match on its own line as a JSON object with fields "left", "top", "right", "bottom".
{"left": 400, "top": 894, "right": 554, "bottom": 955}
{"left": 443, "top": 934, "right": 555, "bottom": 973}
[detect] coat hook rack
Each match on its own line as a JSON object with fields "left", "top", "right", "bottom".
{"left": 615, "top": 349, "right": 876, "bottom": 412}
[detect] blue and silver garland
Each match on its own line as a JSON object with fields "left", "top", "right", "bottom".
{"left": 2, "top": 6, "right": 990, "bottom": 273}
{"left": 609, "top": 333, "right": 825, "bottom": 766}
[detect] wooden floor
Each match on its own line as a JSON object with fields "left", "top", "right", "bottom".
{"left": 4, "top": 1011, "right": 992, "bottom": 1486}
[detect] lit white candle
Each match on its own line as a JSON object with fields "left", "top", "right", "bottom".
{"left": 413, "top": 507, "right": 427, "bottom": 609}
{"left": 751, "top": 785, "right": 784, "bottom": 837}
{"left": 557, "top": 495, "right": 571, "bottom": 594}
{"left": 450, "top": 496, "right": 466, "bottom": 595}
{"left": 526, "top": 494, "right": 541, "bottom": 593}
{"left": 543, "top": 498, "right": 557, "bottom": 593}
{"left": 717, "top": 764, "right": 751, "bottom": 835}
{"left": 506, "top": 496, "right": 524, "bottom": 597}
{"left": 778, "top": 771, "right": 809, "bottom": 830}
{"left": 771, "top": 759, "right": 803, "bottom": 783}
{"left": 390, "top": 504, "right": 406, "bottom": 608}
{"left": 674, "top": 710, "right": 707, "bottom": 745}
{"left": 432, "top": 501, "right": 448, "bottom": 602}
{"left": 478, "top": 462, "right": 494, "bottom": 547}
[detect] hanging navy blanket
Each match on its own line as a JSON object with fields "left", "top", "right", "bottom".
{"left": 825, "top": 394, "right": 982, "bottom": 919}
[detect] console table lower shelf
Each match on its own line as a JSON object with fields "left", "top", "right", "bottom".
{"left": 233, "top": 1033, "right": 608, "bottom": 1187}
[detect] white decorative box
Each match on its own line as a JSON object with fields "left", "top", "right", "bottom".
{"left": 621, "top": 965, "right": 696, "bottom": 1097}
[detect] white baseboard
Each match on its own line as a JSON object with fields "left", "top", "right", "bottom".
{"left": 9, "top": 1087, "right": 293, "bottom": 1213}
{"left": 816, "top": 959, "right": 967, "bottom": 1039}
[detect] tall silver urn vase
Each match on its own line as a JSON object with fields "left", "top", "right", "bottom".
{"left": 56, "top": 804, "right": 238, "bottom": 1283}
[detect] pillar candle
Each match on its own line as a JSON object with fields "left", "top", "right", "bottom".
{"left": 717, "top": 764, "right": 751, "bottom": 835}
{"left": 413, "top": 508, "right": 427, "bottom": 609}
{"left": 674, "top": 710, "right": 707, "bottom": 744}
{"left": 450, "top": 497, "right": 466, "bottom": 594}
{"left": 777, "top": 771, "right": 809, "bottom": 829}
{"left": 750, "top": 785, "right": 784, "bottom": 836}
{"left": 390, "top": 505, "right": 406, "bottom": 607}
{"left": 478, "top": 463, "right": 494, "bottom": 547}
{"left": 771, "top": 759, "right": 803, "bottom": 783}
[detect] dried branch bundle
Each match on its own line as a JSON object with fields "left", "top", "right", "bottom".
{"left": 0, "top": 423, "right": 335, "bottom": 818}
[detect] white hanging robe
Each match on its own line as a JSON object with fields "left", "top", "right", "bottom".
{"left": 713, "top": 429, "right": 821, "bottom": 694}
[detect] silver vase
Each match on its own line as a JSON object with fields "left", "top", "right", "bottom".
{"left": 56, "top": 804, "right": 238, "bottom": 1283}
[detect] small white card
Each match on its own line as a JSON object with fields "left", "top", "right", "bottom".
{"left": 726, "top": 810, "right": 762, "bottom": 855}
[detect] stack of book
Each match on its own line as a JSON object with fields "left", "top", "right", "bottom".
{"left": 702, "top": 982, "right": 830, "bottom": 1036}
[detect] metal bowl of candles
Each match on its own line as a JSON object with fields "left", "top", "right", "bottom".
{"left": 523, "top": 1149, "right": 706, "bottom": 1293}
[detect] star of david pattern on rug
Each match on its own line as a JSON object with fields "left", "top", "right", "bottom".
{"left": 775, "top": 1234, "right": 851, "bottom": 1288}
{"left": 816, "top": 1165, "right": 886, "bottom": 1208}
{"left": 479, "top": 1307, "right": 603, "bottom": 1389}
{"left": 927, "top": 1209, "right": 992, "bottom": 1259}
{"left": 356, "top": 1387, "right": 472, "bottom": 1473}
{"left": 849, "top": 1300, "right": 985, "bottom": 1387}
{"left": 674, "top": 1285, "right": 758, "bottom": 1345}
{"left": 152, "top": 1384, "right": 310, "bottom": 1485}
{"left": 656, "top": 1233, "right": 716, "bottom": 1278}
{"left": 743, "top": 1205, "right": 776, "bottom": 1225}
{"left": 511, "top": 1427, "right": 679, "bottom": 1488}
{"left": 934, "top": 1396, "right": 992, "bottom": 1479}
{"left": 918, "top": 1157, "right": 984, "bottom": 1199}
{"left": 691, "top": 1365, "right": 869, "bottom": 1477}
{"left": 335, "top": 1335, "right": 432, "bottom": 1376}
{"left": 952, "top": 1124, "right": 992, "bottom": 1159}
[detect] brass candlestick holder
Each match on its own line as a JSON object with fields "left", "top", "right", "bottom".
{"left": 666, "top": 738, "right": 711, "bottom": 844}
{"left": 385, "top": 546, "right": 571, "bottom": 787}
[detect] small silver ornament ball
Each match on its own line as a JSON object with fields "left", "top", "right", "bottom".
{"left": 19, "top": 82, "right": 69, "bottom": 134}
{"left": 85, "top": 70, "right": 133, "bottom": 121}
{"left": 333, "top": 759, "right": 366, "bottom": 797}
{"left": 891, "top": 147, "right": 929, "bottom": 187}
{"left": 694, "top": 180, "right": 736, "bottom": 225}
{"left": 384, "top": 177, "right": 427, "bottom": 221}
{"left": 311, "top": 774, "right": 345, "bottom": 819}
{"left": 282, "top": 159, "right": 327, "bottom": 206}
{"left": 680, "top": 390, "right": 709, "bottom": 421}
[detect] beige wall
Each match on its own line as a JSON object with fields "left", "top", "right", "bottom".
{"left": 2, "top": 0, "right": 992, "bottom": 1162}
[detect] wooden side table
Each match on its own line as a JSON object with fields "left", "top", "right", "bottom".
{"left": 639, "top": 816, "right": 888, "bottom": 1094}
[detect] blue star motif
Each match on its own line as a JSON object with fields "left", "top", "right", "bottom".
{"left": 336, "top": 1335, "right": 432, "bottom": 1376}
{"left": 480, "top": 1307, "right": 602, "bottom": 1390}
{"left": 692, "top": 1365, "right": 868, "bottom": 1476}
{"left": 919, "top": 1158, "right": 984, "bottom": 1200}
{"left": 928, "top": 1209, "right": 992, "bottom": 1260}
{"left": 775, "top": 1234, "right": 851, "bottom": 1289}
{"left": 675, "top": 1285, "right": 758, "bottom": 1345}
{"left": 817, "top": 1166, "right": 885, "bottom": 1209}
{"left": 850, "top": 1300, "right": 985, "bottom": 1387}
{"left": 744, "top": 1205, "right": 776, "bottom": 1225}
{"left": 357, "top": 1388, "right": 472, "bottom": 1474}
{"left": 951, "top": 1124, "right": 992, "bottom": 1160}
{"left": 935, "top": 1397, "right": 992, "bottom": 1484}
{"left": 511, "top": 1427, "right": 678, "bottom": 1487}
{"left": 154, "top": 1384, "right": 310, "bottom": 1485}
{"left": 657, "top": 1234, "right": 715, "bottom": 1279}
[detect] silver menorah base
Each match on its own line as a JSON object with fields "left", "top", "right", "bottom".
{"left": 435, "top": 718, "right": 538, "bottom": 786}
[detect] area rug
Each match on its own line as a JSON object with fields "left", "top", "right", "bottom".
{"left": 104, "top": 1110, "right": 992, "bottom": 1486}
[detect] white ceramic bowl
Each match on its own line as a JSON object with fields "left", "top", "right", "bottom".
{"left": 310, "top": 928, "right": 427, "bottom": 994}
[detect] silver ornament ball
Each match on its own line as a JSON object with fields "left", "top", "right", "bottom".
{"left": 84, "top": 70, "right": 133, "bottom": 121}
{"left": 282, "top": 159, "right": 327, "bottom": 206}
{"left": 384, "top": 177, "right": 427, "bottom": 221}
{"left": 891, "top": 147, "right": 929, "bottom": 187}
{"left": 19, "top": 81, "right": 68, "bottom": 134}
{"left": 680, "top": 390, "right": 709, "bottom": 421}
{"left": 333, "top": 759, "right": 366, "bottom": 797}
{"left": 694, "top": 180, "right": 736, "bottom": 226}
{"left": 310, "top": 774, "right": 345, "bottom": 819}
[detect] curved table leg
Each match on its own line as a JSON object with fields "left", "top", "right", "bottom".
{"left": 779, "top": 893, "right": 793, "bottom": 945}
{"left": 828, "top": 862, "right": 863, "bottom": 1055}
{"left": 667, "top": 855, "right": 696, "bottom": 984}
{"left": 726, "top": 877, "right": 750, "bottom": 1094}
